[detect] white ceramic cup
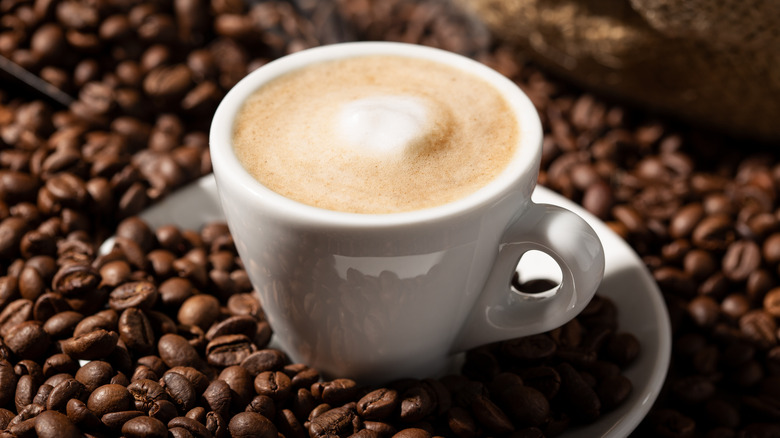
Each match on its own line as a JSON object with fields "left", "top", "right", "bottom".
{"left": 210, "top": 42, "right": 605, "bottom": 384}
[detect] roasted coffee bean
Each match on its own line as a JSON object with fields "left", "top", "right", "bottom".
{"left": 4, "top": 320, "right": 50, "bottom": 359}
{"left": 399, "top": 383, "right": 436, "bottom": 423}
{"left": 34, "top": 410, "right": 82, "bottom": 438}
{"left": 254, "top": 370, "right": 292, "bottom": 403}
{"left": 109, "top": 281, "right": 158, "bottom": 311}
{"left": 202, "top": 379, "right": 232, "bottom": 418}
{"left": 161, "top": 369, "right": 197, "bottom": 412}
{"left": 471, "top": 393, "right": 514, "bottom": 435}
{"left": 75, "top": 360, "right": 114, "bottom": 393}
{"left": 61, "top": 329, "right": 119, "bottom": 360}
{"left": 312, "top": 378, "right": 359, "bottom": 406}
{"left": 308, "top": 405, "right": 361, "bottom": 438}
{"left": 131, "top": 364, "right": 159, "bottom": 382}
{"left": 218, "top": 365, "right": 254, "bottom": 409}
{"left": 73, "top": 310, "right": 118, "bottom": 337}
{"left": 14, "top": 374, "right": 35, "bottom": 413}
{"left": 122, "top": 415, "right": 168, "bottom": 438}
{"left": 168, "top": 416, "right": 212, "bottom": 438}
{"left": 86, "top": 383, "right": 134, "bottom": 418}
{"left": 128, "top": 378, "right": 170, "bottom": 412}
{"left": 494, "top": 382, "right": 549, "bottom": 427}
{"left": 118, "top": 307, "right": 155, "bottom": 353}
{"left": 33, "top": 383, "right": 54, "bottom": 406}
{"left": 166, "top": 366, "right": 210, "bottom": 394}
{"left": 43, "top": 310, "right": 83, "bottom": 339}
{"left": 149, "top": 399, "right": 179, "bottom": 425}
{"left": 392, "top": 428, "right": 432, "bottom": 438}
{"left": 228, "top": 411, "right": 278, "bottom": 438}
{"left": 158, "top": 333, "right": 206, "bottom": 370}
{"left": 246, "top": 394, "right": 276, "bottom": 419}
{"left": 722, "top": 240, "right": 762, "bottom": 282}
{"left": 205, "top": 315, "right": 257, "bottom": 340}
{"left": 240, "top": 349, "right": 287, "bottom": 375}
{"left": 206, "top": 334, "right": 256, "bottom": 367}
{"left": 46, "top": 377, "right": 85, "bottom": 412}
{"left": 177, "top": 293, "right": 220, "bottom": 329}
{"left": 42, "top": 353, "right": 80, "bottom": 378}
{"left": 557, "top": 362, "right": 600, "bottom": 422}
{"left": 357, "top": 388, "right": 399, "bottom": 420}
{"left": 0, "top": 298, "right": 34, "bottom": 337}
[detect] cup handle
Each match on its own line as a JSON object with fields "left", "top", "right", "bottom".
{"left": 452, "top": 202, "right": 605, "bottom": 353}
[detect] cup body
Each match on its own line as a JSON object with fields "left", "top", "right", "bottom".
{"left": 210, "top": 42, "right": 598, "bottom": 384}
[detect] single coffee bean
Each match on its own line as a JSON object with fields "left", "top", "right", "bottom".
{"left": 308, "top": 405, "right": 360, "bottom": 438}
{"left": 495, "top": 383, "right": 550, "bottom": 427}
{"left": 0, "top": 298, "right": 34, "bottom": 337}
{"left": 254, "top": 371, "right": 292, "bottom": 403}
{"left": 206, "top": 334, "right": 256, "bottom": 367}
{"left": 239, "top": 349, "right": 287, "bottom": 375}
{"left": 127, "top": 378, "right": 170, "bottom": 413}
{"left": 399, "top": 383, "right": 436, "bottom": 423}
{"left": 202, "top": 379, "right": 232, "bottom": 418}
{"left": 34, "top": 410, "right": 82, "bottom": 438}
{"left": 557, "top": 362, "right": 601, "bottom": 422}
{"left": 177, "top": 293, "right": 220, "bottom": 330}
{"left": 392, "top": 428, "right": 432, "bottom": 438}
{"left": 205, "top": 315, "right": 257, "bottom": 340}
{"left": 161, "top": 370, "right": 197, "bottom": 412}
{"left": 206, "top": 411, "right": 229, "bottom": 438}
{"left": 60, "top": 329, "right": 119, "bottom": 360}
{"left": 246, "top": 394, "right": 276, "bottom": 419}
{"left": 118, "top": 307, "right": 155, "bottom": 353}
{"left": 102, "top": 410, "right": 146, "bottom": 431}
{"left": 33, "top": 383, "right": 54, "bottom": 406}
{"left": 470, "top": 393, "right": 515, "bottom": 435}
{"left": 228, "top": 411, "right": 278, "bottom": 438}
{"left": 87, "top": 383, "right": 134, "bottom": 418}
{"left": 597, "top": 374, "right": 633, "bottom": 410}
{"left": 43, "top": 310, "right": 83, "bottom": 339}
{"left": 168, "top": 416, "right": 212, "bottom": 438}
{"left": 14, "top": 374, "right": 35, "bottom": 413}
{"left": 109, "top": 281, "right": 158, "bottom": 310}
{"left": 312, "top": 378, "right": 359, "bottom": 406}
{"left": 357, "top": 388, "right": 399, "bottom": 420}
{"left": 218, "top": 365, "right": 254, "bottom": 410}
{"left": 52, "top": 264, "right": 100, "bottom": 297}
{"left": 46, "top": 377, "right": 85, "bottom": 412}
{"left": 4, "top": 320, "right": 50, "bottom": 359}
{"left": 149, "top": 399, "right": 179, "bottom": 425}
{"left": 73, "top": 310, "right": 118, "bottom": 337}
{"left": 447, "top": 406, "right": 477, "bottom": 438}
{"left": 75, "top": 360, "right": 114, "bottom": 393}
{"left": 722, "top": 239, "right": 762, "bottom": 282}
{"left": 158, "top": 333, "right": 206, "bottom": 370}
{"left": 122, "top": 415, "right": 168, "bottom": 438}
{"left": 132, "top": 364, "right": 159, "bottom": 383}
{"left": 165, "top": 366, "right": 210, "bottom": 394}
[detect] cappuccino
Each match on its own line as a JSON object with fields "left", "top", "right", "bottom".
{"left": 232, "top": 55, "right": 519, "bottom": 214}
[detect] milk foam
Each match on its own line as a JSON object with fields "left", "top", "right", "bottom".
{"left": 232, "top": 55, "right": 519, "bottom": 214}
{"left": 338, "top": 96, "right": 428, "bottom": 156}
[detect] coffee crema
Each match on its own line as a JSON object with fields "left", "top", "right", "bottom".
{"left": 232, "top": 55, "right": 519, "bottom": 214}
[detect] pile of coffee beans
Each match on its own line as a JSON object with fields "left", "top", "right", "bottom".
{"left": 0, "top": 212, "right": 639, "bottom": 437}
{"left": 0, "top": 0, "right": 779, "bottom": 436}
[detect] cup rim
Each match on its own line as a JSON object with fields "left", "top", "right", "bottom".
{"left": 209, "top": 41, "right": 543, "bottom": 228}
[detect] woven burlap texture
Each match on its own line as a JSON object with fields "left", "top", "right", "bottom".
{"left": 459, "top": 0, "right": 780, "bottom": 142}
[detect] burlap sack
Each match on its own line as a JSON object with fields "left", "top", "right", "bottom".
{"left": 457, "top": 0, "right": 780, "bottom": 142}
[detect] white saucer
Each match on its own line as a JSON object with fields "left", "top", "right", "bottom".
{"left": 124, "top": 174, "right": 671, "bottom": 438}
